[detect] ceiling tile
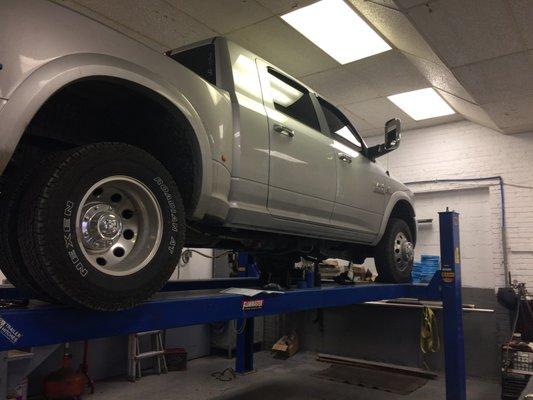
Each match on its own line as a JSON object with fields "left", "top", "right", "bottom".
{"left": 344, "top": 97, "right": 414, "bottom": 127}
{"left": 344, "top": 50, "right": 429, "bottom": 96}
{"left": 404, "top": 53, "right": 475, "bottom": 103}
{"left": 508, "top": 0, "right": 533, "bottom": 50}
{"left": 169, "top": 0, "right": 272, "bottom": 34}
{"left": 437, "top": 90, "right": 499, "bottom": 131}
{"left": 501, "top": 124, "right": 533, "bottom": 135}
{"left": 452, "top": 50, "right": 533, "bottom": 105}
{"left": 71, "top": 0, "right": 216, "bottom": 48}
{"left": 394, "top": 0, "right": 430, "bottom": 8}
{"left": 365, "top": 0, "right": 398, "bottom": 8}
{"left": 256, "top": 0, "right": 318, "bottom": 15}
{"left": 402, "top": 113, "right": 463, "bottom": 131}
{"left": 483, "top": 95, "right": 533, "bottom": 131}
{"left": 301, "top": 67, "right": 381, "bottom": 104}
{"left": 56, "top": 0, "right": 526, "bottom": 136}
{"left": 349, "top": 0, "right": 441, "bottom": 64}
{"left": 359, "top": 127, "right": 384, "bottom": 138}
{"left": 227, "top": 16, "right": 338, "bottom": 77}
{"left": 405, "top": 0, "right": 525, "bottom": 67}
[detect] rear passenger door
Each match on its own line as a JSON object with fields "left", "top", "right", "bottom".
{"left": 257, "top": 61, "right": 337, "bottom": 226}
{"left": 319, "top": 99, "right": 386, "bottom": 242}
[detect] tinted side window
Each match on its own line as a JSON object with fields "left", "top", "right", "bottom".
{"left": 268, "top": 68, "right": 320, "bottom": 131}
{"left": 319, "top": 99, "right": 362, "bottom": 150}
{"left": 170, "top": 43, "right": 216, "bottom": 85}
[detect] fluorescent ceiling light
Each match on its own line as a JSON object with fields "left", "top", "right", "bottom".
{"left": 281, "top": 0, "right": 391, "bottom": 64}
{"left": 387, "top": 88, "right": 455, "bottom": 121}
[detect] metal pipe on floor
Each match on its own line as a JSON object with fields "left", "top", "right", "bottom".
{"left": 365, "top": 300, "right": 494, "bottom": 313}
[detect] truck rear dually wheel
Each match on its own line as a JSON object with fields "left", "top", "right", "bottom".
{"left": 77, "top": 175, "right": 163, "bottom": 276}
{"left": 17, "top": 143, "right": 185, "bottom": 311}
{"left": 0, "top": 148, "right": 57, "bottom": 301}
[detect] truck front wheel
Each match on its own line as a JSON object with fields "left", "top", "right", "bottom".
{"left": 17, "top": 143, "right": 185, "bottom": 311}
{"left": 374, "top": 218, "right": 414, "bottom": 283}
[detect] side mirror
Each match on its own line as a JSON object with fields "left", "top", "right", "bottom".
{"left": 384, "top": 118, "right": 401, "bottom": 150}
{"left": 366, "top": 118, "right": 402, "bottom": 161}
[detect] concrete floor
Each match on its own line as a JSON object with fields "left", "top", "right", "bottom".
{"left": 91, "top": 351, "right": 500, "bottom": 400}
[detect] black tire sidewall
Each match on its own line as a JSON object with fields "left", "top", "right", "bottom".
{"left": 0, "top": 166, "right": 53, "bottom": 298}
{"left": 375, "top": 218, "right": 413, "bottom": 283}
{"left": 39, "top": 146, "right": 184, "bottom": 297}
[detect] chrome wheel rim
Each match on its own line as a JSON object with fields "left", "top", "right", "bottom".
{"left": 393, "top": 231, "right": 414, "bottom": 272}
{"left": 75, "top": 175, "right": 163, "bottom": 276}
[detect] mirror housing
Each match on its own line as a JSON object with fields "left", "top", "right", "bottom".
{"left": 367, "top": 118, "right": 402, "bottom": 161}
{"left": 384, "top": 118, "right": 401, "bottom": 150}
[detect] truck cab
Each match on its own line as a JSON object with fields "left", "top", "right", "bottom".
{"left": 169, "top": 38, "right": 413, "bottom": 248}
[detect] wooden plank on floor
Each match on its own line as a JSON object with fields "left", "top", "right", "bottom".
{"left": 316, "top": 353, "right": 438, "bottom": 379}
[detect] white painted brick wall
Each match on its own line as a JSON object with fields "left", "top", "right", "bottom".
{"left": 367, "top": 120, "right": 533, "bottom": 288}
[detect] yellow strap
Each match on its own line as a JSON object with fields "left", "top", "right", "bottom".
{"left": 420, "top": 306, "right": 440, "bottom": 354}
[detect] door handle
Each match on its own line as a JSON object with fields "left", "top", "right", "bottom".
{"left": 338, "top": 153, "right": 352, "bottom": 164}
{"left": 273, "top": 124, "right": 295, "bottom": 138}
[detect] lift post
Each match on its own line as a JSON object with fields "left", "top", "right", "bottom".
{"left": 235, "top": 318, "right": 254, "bottom": 373}
{"left": 439, "top": 211, "right": 467, "bottom": 400}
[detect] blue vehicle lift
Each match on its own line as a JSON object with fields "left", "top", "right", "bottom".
{"left": 0, "top": 211, "right": 465, "bottom": 400}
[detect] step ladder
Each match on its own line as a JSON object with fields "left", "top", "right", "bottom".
{"left": 127, "top": 330, "right": 167, "bottom": 381}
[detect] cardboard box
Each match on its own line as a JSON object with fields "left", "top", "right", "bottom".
{"left": 272, "top": 332, "right": 299, "bottom": 358}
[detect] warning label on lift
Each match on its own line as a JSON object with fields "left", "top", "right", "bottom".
{"left": 441, "top": 269, "right": 455, "bottom": 283}
{"left": 0, "top": 317, "right": 22, "bottom": 344}
{"left": 242, "top": 299, "right": 264, "bottom": 311}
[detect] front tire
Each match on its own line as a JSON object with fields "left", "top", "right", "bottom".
{"left": 374, "top": 218, "right": 414, "bottom": 283}
{"left": 18, "top": 143, "right": 185, "bottom": 311}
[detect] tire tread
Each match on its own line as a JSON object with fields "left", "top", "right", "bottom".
{"left": 17, "top": 142, "right": 185, "bottom": 310}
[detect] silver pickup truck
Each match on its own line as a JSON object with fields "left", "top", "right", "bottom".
{"left": 0, "top": 0, "right": 416, "bottom": 310}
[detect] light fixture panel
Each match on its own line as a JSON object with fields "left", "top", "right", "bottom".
{"left": 387, "top": 88, "right": 455, "bottom": 121}
{"left": 281, "top": 0, "right": 391, "bottom": 64}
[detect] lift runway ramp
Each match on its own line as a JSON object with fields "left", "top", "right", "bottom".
{"left": 0, "top": 280, "right": 436, "bottom": 350}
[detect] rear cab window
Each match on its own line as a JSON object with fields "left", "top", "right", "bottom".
{"left": 169, "top": 43, "right": 217, "bottom": 85}
{"left": 267, "top": 67, "right": 320, "bottom": 131}
{"left": 319, "top": 98, "right": 363, "bottom": 151}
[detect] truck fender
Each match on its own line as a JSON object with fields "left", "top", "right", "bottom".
{"left": 0, "top": 53, "right": 214, "bottom": 219}
{"left": 372, "top": 191, "right": 416, "bottom": 246}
